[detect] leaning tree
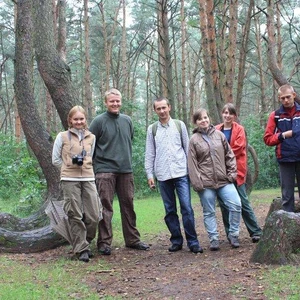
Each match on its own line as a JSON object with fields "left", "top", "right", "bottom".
{"left": 0, "top": 0, "right": 77, "bottom": 252}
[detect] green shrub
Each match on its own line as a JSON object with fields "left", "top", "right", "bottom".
{"left": 242, "top": 115, "right": 280, "bottom": 190}
{"left": 0, "top": 134, "right": 45, "bottom": 216}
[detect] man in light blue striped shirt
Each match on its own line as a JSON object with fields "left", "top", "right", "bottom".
{"left": 145, "top": 97, "right": 203, "bottom": 254}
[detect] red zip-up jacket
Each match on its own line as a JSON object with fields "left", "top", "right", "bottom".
{"left": 263, "top": 103, "right": 300, "bottom": 162}
{"left": 215, "top": 122, "right": 247, "bottom": 186}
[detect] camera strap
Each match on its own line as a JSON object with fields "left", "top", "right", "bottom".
{"left": 67, "top": 130, "right": 86, "bottom": 156}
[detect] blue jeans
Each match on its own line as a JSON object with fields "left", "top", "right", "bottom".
{"left": 219, "top": 183, "right": 262, "bottom": 237}
{"left": 158, "top": 175, "right": 200, "bottom": 248}
{"left": 198, "top": 183, "right": 241, "bottom": 241}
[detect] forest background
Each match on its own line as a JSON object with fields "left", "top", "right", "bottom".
{"left": 0, "top": 0, "right": 299, "bottom": 217}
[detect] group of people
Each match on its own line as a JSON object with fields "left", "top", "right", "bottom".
{"left": 52, "top": 83, "right": 300, "bottom": 262}
{"left": 52, "top": 88, "right": 149, "bottom": 262}
{"left": 145, "top": 98, "right": 261, "bottom": 253}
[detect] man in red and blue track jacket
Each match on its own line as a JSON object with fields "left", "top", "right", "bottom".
{"left": 264, "top": 84, "right": 300, "bottom": 212}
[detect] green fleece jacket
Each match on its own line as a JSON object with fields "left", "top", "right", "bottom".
{"left": 89, "top": 111, "right": 133, "bottom": 174}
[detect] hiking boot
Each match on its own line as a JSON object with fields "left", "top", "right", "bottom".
{"left": 98, "top": 246, "right": 111, "bottom": 256}
{"left": 209, "top": 240, "right": 220, "bottom": 251}
{"left": 228, "top": 234, "right": 240, "bottom": 248}
{"left": 78, "top": 250, "right": 90, "bottom": 262}
{"left": 127, "top": 241, "right": 150, "bottom": 251}
{"left": 190, "top": 245, "right": 204, "bottom": 254}
{"left": 168, "top": 244, "right": 183, "bottom": 252}
{"left": 251, "top": 235, "right": 261, "bottom": 243}
{"left": 87, "top": 250, "right": 94, "bottom": 258}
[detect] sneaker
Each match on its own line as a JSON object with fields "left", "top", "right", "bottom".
{"left": 228, "top": 234, "right": 240, "bottom": 248}
{"left": 98, "top": 246, "right": 111, "bottom": 255}
{"left": 209, "top": 240, "right": 220, "bottom": 251}
{"left": 251, "top": 235, "right": 261, "bottom": 243}
{"left": 78, "top": 250, "right": 90, "bottom": 262}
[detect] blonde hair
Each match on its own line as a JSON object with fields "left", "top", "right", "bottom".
{"left": 278, "top": 84, "right": 295, "bottom": 95}
{"left": 104, "top": 88, "right": 122, "bottom": 101}
{"left": 67, "top": 105, "right": 87, "bottom": 128}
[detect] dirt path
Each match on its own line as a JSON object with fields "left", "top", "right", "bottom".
{"left": 5, "top": 201, "right": 271, "bottom": 299}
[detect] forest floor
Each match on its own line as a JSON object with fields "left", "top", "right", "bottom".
{"left": 5, "top": 199, "right": 274, "bottom": 299}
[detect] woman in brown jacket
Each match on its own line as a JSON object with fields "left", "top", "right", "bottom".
{"left": 188, "top": 108, "right": 241, "bottom": 251}
{"left": 52, "top": 106, "right": 102, "bottom": 262}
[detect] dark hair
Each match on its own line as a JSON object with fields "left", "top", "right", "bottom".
{"left": 153, "top": 97, "right": 170, "bottom": 109}
{"left": 222, "top": 103, "right": 237, "bottom": 117}
{"left": 192, "top": 108, "right": 209, "bottom": 124}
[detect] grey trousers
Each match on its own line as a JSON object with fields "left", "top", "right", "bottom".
{"left": 61, "top": 181, "right": 102, "bottom": 254}
{"left": 95, "top": 173, "right": 141, "bottom": 249}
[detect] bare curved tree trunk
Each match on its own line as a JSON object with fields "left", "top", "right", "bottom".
{"left": 33, "top": 0, "right": 76, "bottom": 129}
{"left": 0, "top": 0, "right": 77, "bottom": 253}
{"left": 266, "top": 0, "right": 300, "bottom": 103}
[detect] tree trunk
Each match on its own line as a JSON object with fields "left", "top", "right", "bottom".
{"left": 83, "top": 0, "right": 93, "bottom": 123}
{"left": 265, "top": 0, "right": 300, "bottom": 104}
{"left": 0, "top": 0, "right": 76, "bottom": 253}
{"left": 223, "top": 0, "right": 237, "bottom": 104}
{"left": 0, "top": 224, "right": 67, "bottom": 253}
{"left": 157, "top": 0, "right": 175, "bottom": 116}
{"left": 235, "top": 0, "right": 254, "bottom": 115}
{"left": 198, "top": 0, "right": 219, "bottom": 124}
{"left": 180, "top": 0, "right": 187, "bottom": 125}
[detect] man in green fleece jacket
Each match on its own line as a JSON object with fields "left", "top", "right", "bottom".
{"left": 89, "top": 88, "right": 149, "bottom": 255}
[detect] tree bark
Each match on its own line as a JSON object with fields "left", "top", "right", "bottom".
{"left": 223, "top": 0, "right": 237, "bottom": 104}
{"left": 33, "top": 0, "right": 76, "bottom": 129}
{"left": 0, "top": 0, "right": 76, "bottom": 253}
{"left": 198, "top": 0, "right": 219, "bottom": 124}
{"left": 15, "top": 0, "right": 60, "bottom": 198}
{"left": 156, "top": 0, "right": 175, "bottom": 116}
{"left": 83, "top": 0, "right": 93, "bottom": 123}
{"left": 235, "top": 0, "right": 254, "bottom": 115}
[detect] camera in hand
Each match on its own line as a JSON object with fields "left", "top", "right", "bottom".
{"left": 72, "top": 150, "right": 86, "bottom": 166}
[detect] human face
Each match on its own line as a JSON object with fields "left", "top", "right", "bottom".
{"left": 278, "top": 89, "right": 296, "bottom": 108}
{"left": 69, "top": 111, "right": 86, "bottom": 130}
{"left": 196, "top": 111, "right": 210, "bottom": 130}
{"left": 105, "top": 93, "right": 122, "bottom": 114}
{"left": 222, "top": 108, "right": 235, "bottom": 127}
{"left": 154, "top": 100, "right": 171, "bottom": 124}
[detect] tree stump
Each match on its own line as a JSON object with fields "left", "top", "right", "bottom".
{"left": 250, "top": 198, "right": 300, "bottom": 265}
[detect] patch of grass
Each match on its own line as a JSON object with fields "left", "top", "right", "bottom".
{"left": 111, "top": 193, "right": 166, "bottom": 247}
{"left": 0, "top": 256, "right": 111, "bottom": 299}
{"left": 249, "top": 188, "right": 281, "bottom": 204}
{"left": 262, "top": 266, "right": 300, "bottom": 299}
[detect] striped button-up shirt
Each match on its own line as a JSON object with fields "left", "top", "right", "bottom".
{"left": 145, "top": 118, "right": 189, "bottom": 181}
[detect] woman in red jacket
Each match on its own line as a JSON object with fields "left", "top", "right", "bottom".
{"left": 215, "top": 103, "right": 262, "bottom": 243}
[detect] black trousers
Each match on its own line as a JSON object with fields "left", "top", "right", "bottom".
{"left": 279, "top": 161, "right": 300, "bottom": 212}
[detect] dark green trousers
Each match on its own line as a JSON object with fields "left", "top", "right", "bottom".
{"left": 218, "top": 183, "right": 262, "bottom": 237}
